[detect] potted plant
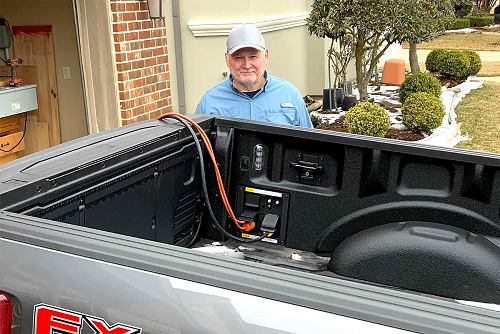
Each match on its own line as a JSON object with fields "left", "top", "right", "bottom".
{"left": 307, "top": 7, "right": 355, "bottom": 111}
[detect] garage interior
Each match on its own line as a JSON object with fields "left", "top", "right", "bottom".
{"left": 0, "top": 0, "right": 88, "bottom": 166}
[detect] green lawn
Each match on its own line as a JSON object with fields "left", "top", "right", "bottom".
{"left": 455, "top": 82, "right": 500, "bottom": 153}
{"left": 402, "top": 33, "right": 500, "bottom": 52}
{"left": 405, "top": 62, "right": 500, "bottom": 77}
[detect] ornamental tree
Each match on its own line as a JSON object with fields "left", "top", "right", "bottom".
{"left": 308, "top": 0, "right": 454, "bottom": 101}
{"left": 403, "top": 0, "right": 454, "bottom": 73}
{"left": 307, "top": 4, "right": 355, "bottom": 109}
{"left": 475, "top": 0, "right": 497, "bottom": 11}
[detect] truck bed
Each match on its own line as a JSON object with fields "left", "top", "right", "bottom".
{"left": 193, "top": 238, "right": 332, "bottom": 275}
{"left": 3, "top": 114, "right": 500, "bottom": 333}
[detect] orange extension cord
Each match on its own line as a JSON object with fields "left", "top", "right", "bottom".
{"left": 157, "top": 113, "right": 254, "bottom": 232}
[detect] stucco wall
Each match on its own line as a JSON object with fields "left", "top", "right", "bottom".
{"left": 0, "top": 0, "right": 87, "bottom": 143}
{"left": 178, "top": 0, "right": 325, "bottom": 114}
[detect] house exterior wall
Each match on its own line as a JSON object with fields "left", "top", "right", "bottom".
{"left": 76, "top": 0, "right": 338, "bottom": 129}
{"left": 110, "top": 0, "right": 173, "bottom": 125}
{"left": 178, "top": 0, "right": 326, "bottom": 114}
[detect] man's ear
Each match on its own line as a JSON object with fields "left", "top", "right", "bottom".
{"left": 264, "top": 49, "right": 269, "bottom": 65}
{"left": 225, "top": 52, "right": 230, "bottom": 67}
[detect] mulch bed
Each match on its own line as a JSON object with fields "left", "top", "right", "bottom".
{"left": 375, "top": 100, "right": 401, "bottom": 113}
{"left": 306, "top": 75, "right": 461, "bottom": 141}
{"left": 437, "top": 76, "right": 466, "bottom": 88}
{"left": 315, "top": 116, "right": 425, "bottom": 141}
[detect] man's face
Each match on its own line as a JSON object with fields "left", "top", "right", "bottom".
{"left": 225, "top": 47, "right": 269, "bottom": 91}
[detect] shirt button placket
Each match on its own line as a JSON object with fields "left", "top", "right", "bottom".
{"left": 250, "top": 99, "right": 253, "bottom": 120}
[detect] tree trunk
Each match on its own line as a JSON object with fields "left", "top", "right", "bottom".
{"left": 409, "top": 41, "right": 420, "bottom": 73}
{"left": 355, "top": 39, "right": 369, "bottom": 102}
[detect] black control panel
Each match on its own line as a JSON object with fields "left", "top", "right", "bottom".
{"left": 234, "top": 185, "right": 289, "bottom": 244}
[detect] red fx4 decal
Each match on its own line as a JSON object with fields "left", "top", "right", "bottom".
{"left": 33, "top": 304, "right": 141, "bottom": 334}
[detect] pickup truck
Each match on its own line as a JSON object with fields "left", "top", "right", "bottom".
{"left": 2, "top": 114, "right": 500, "bottom": 334}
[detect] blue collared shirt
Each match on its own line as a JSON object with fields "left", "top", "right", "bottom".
{"left": 195, "top": 73, "right": 313, "bottom": 128}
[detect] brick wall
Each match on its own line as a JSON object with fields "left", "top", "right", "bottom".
{"left": 110, "top": 0, "right": 172, "bottom": 126}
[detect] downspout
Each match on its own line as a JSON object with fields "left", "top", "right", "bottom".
{"left": 172, "top": 0, "right": 186, "bottom": 114}
{"left": 72, "top": 0, "right": 90, "bottom": 135}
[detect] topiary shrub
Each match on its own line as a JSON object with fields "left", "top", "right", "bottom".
{"left": 402, "top": 92, "right": 445, "bottom": 132}
{"left": 399, "top": 72, "right": 442, "bottom": 104}
{"left": 464, "top": 16, "right": 495, "bottom": 26}
{"left": 344, "top": 102, "right": 390, "bottom": 138}
{"left": 437, "top": 50, "right": 470, "bottom": 78}
{"left": 425, "top": 49, "right": 449, "bottom": 73}
{"left": 494, "top": 14, "right": 500, "bottom": 23}
{"left": 462, "top": 49, "right": 482, "bottom": 76}
{"left": 452, "top": 18, "right": 471, "bottom": 29}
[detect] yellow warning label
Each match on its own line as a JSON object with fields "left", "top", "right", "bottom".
{"left": 242, "top": 233, "right": 252, "bottom": 238}
{"left": 245, "top": 187, "right": 254, "bottom": 193}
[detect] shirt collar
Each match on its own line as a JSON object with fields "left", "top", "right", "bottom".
{"left": 228, "top": 71, "right": 269, "bottom": 94}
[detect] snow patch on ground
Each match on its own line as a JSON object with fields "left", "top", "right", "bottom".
{"left": 443, "top": 24, "right": 500, "bottom": 34}
{"left": 421, "top": 78, "right": 483, "bottom": 148}
{"left": 444, "top": 28, "right": 478, "bottom": 34}
{"left": 311, "top": 77, "right": 484, "bottom": 148}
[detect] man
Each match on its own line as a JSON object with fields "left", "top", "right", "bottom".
{"left": 195, "top": 24, "right": 313, "bottom": 128}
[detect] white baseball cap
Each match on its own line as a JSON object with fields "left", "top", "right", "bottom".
{"left": 226, "top": 24, "right": 265, "bottom": 54}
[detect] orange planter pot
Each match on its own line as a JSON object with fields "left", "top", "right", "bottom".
{"left": 381, "top": 59, "right": 406, "bottom": 85}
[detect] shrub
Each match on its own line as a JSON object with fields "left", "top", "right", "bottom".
{"left": 310, "top": 114, "right": 323, "bottom": 127}
{"left": 402, "top": 92, "right": 445, "bottom": 132}
{"left": 425, "top": 49, "right": 449, "bottom": 73}
{"left": 344, "top": 102, "right": 390, "bottom": 137}
{"left": 399, "top": 73, "right": 442, "bottom": 104}
{"left": 462, "top": 49, "right": 482, "bottom": 76}
{"left": 464, "top": 16, "right": 495, "bottom": 26}
{"left": 469, "top": 8, "right": 492, "bottom": 17}
{"left": 437, "top": 50, "right": 470, "bottom": 78}
{"left": 451, "top": 0, "right": 474, "bottom": 18}
{"left": 494, "top": 14, "right": 500, "bottom": 23}
{"left": 452, "top": 18, "right": 471, "bottom": 29}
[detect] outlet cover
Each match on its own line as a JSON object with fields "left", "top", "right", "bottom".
{"left": 63, "top": 67, "right": 71, "bottom": 79}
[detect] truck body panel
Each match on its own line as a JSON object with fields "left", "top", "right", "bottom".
{"left": 2, "top": 115, "right": 500, "bottom": 332}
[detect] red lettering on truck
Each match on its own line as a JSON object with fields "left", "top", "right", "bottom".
{"left": 33, "top": 304, "right": 141, "bottom": 334}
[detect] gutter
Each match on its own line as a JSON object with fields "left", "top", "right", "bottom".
{"left": 172, "top": 0, "right": 186, "bottom": 115}
{"left": 72, "top": 0, "right": 90, "bottom": 135}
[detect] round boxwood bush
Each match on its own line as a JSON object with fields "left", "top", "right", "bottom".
{"left": 462, "top": 49, "right": 482, "bottom": 76}
{"left": 437, "top": 50, "right": 470, "bottom": 78}
{"left": 399, "top": 73, "right": 442, "bottom": 104}
{"left": 402, "top": 92, "right": 445, "bottom": 132}
{"left": 452, "top": 18, "right": 471, "bottom": 29}
{"left": 425, "top": 49, "right": 449, "bottom": 73}
{"left": 344, "top": 102, "right": 390, "bottom": 138}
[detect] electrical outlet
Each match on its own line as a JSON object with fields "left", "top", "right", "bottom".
{"left": 63, "top": 67, "right": 71, "bottom": 80}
